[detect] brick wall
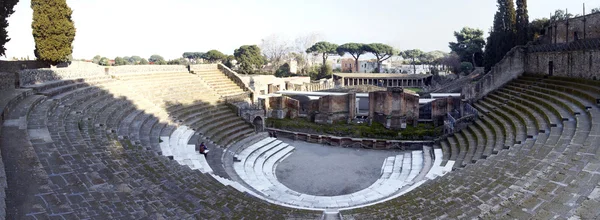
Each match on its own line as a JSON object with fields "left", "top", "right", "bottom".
{"left": 265, "top": 96, "right": 300, "bottom": 119}
{"left": 526, "top": 49, "right": 600, "bottom": 79}
{"left": 369, "top": 88, "right": 419, "bottom": 129}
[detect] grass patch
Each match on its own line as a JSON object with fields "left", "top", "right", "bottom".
{"left": 266, "top": 118, "right": 440, "bottom": 140}
{"left": 404, "top": 87, "right": 423, "bottom": 93}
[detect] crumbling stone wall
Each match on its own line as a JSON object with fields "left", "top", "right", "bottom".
{"left": 431, "top": 96, "right": 462, "bottom": 125}
{"left": 369, "top": 88, "right": 419, "bottom": 129}
{"left": 313, "top": 93, "right": 356, "bottom": 124}
{"left": 462, "top": 46, "right": 526, "bottom": 101}
{"left": 526, "top": 49, "right": 600, "bottom": 79}
{"left": 264, "top": 96, "right": 300, "bottom": 119}
{"left": 540, "top": 12, "right": 600, "bottom": 44}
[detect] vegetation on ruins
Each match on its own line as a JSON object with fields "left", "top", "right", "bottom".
{"left": 266, "top": 118, "right": 440, "bottom": 140}
{"left": 234, "top": 45, "right": 266, "bottom": 74}
{"left": 336, "top": 43, "right": 367, "bottom": 72}
{"left": 483, "top": 0, "right": 516, "bottom": 72}
{"left": 515, "top": 0, "right": 529, "bottom": 46}
{"left": 529, "top": 18, "right": 549, "bottom": 41}
{"left": 31, "top": 0, "right": 76, "bottom": 65}
{"left": 363, "top": 43, "right": 395, "bottom": 73}
{"left": 550, "top": 9, "right": 573, "bottom": 21}
{"left": 400, "top": 49, "right": 425, "bottom": 75}
{"left": 448, "top": 27, "right": 485, "bottom": 67}
{"left": 0, "top": 0, "right": 19, "bottom": 56}
{"left": 275, "top": 63, "right": 291, "bottom": 77}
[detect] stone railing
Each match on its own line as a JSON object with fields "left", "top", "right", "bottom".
{"left": 107, "top": 65, "right": 188, "bottom": 75}
{"left": 267, "top": 128, "right": 432, "bottom": 150}
{"left": 462, "top": 46, "right": 526, "bottom": 101}
{"left": 217, "top": 64, "right": 255, "bottom": 98}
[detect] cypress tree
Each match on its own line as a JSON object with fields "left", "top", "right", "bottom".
{"left": 516, "top": 0, "right": 529, "bottom": 45}
{"left": 483, "top": 0, "right": 517, "bottom": 72}
{"left": 31, "top": 0, "right": 76, "bottom": 65}
{"left": 1, "top": 0, "right": 20, "bottom": 56}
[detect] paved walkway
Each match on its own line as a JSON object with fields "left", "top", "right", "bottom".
{"left": 276, "top": 138, "right": 406, "bottom": 196}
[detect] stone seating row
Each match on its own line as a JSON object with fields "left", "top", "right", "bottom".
{"left": 343, "top": 75, "right": 599, "bottom": 219}
{"left": 1, "top": 68, "right": 323, "bottom": 218}
{"left": 233, "top": 138, "right": 451, "bottom": 210}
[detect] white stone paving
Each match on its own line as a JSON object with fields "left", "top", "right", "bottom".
{"left": 232, "top": 138, "right": 452, "bottom": 209}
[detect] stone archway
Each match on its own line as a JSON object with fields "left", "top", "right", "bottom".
{"left": 253, "top": 116, "right": 264, "bottom": 133}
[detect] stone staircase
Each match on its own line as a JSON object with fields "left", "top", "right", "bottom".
{"left": 190, "top": 68, "right": 246, "bottom": 97}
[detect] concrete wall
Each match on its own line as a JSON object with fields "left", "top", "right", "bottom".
{"left": 265, "top": 96, "right": 300, "bottom": 119}
{"left": 526, "top": 49, "right": 600, "bottom": 79}
{"left": 369, "top": 88, "right": 419, "bottom": 129}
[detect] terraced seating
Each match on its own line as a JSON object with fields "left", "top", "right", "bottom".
{"left": 343, "top": 74, "right": 600, "bottom": 219}
{"left": 233, "top": 139, "right": 451, "bottom": 209}
{"left": 0, "top": 69, "right": 321, "bottom": 219}
{"left": 191, "top": 68, "right": 246, "bottom": 97}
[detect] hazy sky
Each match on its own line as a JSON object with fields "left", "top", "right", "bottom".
{"left": 3, "top": 0, "right": 597, "bottom": 60}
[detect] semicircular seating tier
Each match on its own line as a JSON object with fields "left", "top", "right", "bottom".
{"left": 1, "top": 64, "right": 599, "bottom": 219}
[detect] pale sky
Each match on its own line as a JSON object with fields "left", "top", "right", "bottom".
{"left": 3, "top": 0, "right": 597, "bottom": 60}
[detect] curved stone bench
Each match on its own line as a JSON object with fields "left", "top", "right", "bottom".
{"left": 233, "top": 138, "right": 448, "bottom": 210}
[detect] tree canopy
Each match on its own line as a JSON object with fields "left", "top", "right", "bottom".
{"left": 515, "top": 0, "right": 529, "bottom": 46}
{"left": 306, "top": 41, "right": 338, "bottom": 67}
{"left": 203, "top": 50, "right": 226, "bottom": 63}
{"left": 364, "top": 43, "right": 395, "bottom": 73}
{"left": 448, "top": 27, "right": 485, "bottom": 67}
{"left": 1, "top": 0, "right": 19, "bottom": 56}
{"left": 114, "top": 57, "right": 127, "bottom": 66}
{"left": 483, "top": 0, "right": 517, "bottom": 72}
{"left": 234, "top": 45, "right": 266, "bottom": 74}
{"left": 140, "top": 58, "right": 149, "bottom": 65}
{"left": 31, "top": 0, "right": 76, "bottom": 65}
{"left": 400, "top": 49, "right": 424, "bottom": 74}
{"left": 182, "top": 52, "right": 205, "bottom": 60}
{"left": 337, "top": 43, "right": 366, "bottom": 73}
{"left": 98, "top": 57, "right": 110, "bottom": 66}
{"left": 148, "top": 54, "right": 166, "bottom": 64}
{"left": 550, "top": 9, "right": 573, "bottom": 21}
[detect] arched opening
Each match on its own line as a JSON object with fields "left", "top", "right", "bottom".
{"left": 253, "top": 116, "right": 264, "bottom": 133}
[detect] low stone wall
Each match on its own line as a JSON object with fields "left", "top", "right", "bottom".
{"left": 19, "top": 67, "right": 106, "bottom": 86}
{"left": 107, "top": 65, "right": 188, "bottom": 75}
{"left": 462, "top": 46, "right": 526, "bottom": 101}
{"left": 190, "top": 64, "right": 218, "bottom": 71}
{"left": 267, "top": 128, "right": 431, "bottom": 150}
{"left": 0, "top": 60, "right": 49, "bottom": 73}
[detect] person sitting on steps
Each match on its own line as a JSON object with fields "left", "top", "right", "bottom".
{"left": 198, "top": 142, "right": 209, "bottom": 156}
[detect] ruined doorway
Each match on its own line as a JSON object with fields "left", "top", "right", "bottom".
{"left": 548, "top": 61, "right": 554, "bottom": 76}
{"left": 253, "top": 116, "right": 264, "bottom": 133}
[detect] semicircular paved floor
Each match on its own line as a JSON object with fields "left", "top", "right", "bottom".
{"left": 275, "top": 138, "right": 407, "bottom": 196}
